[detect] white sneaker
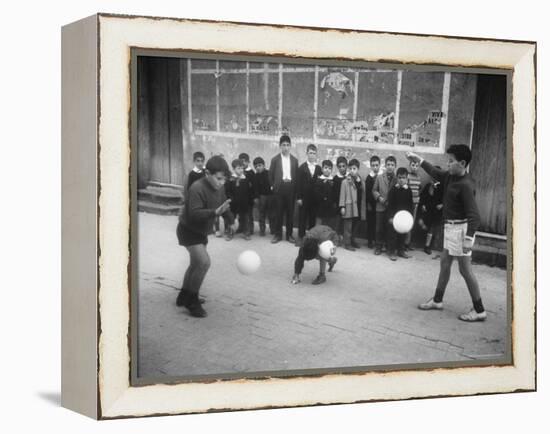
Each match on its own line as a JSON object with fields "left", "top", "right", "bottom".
{"left": 459, "top": 309, "right": 487, "bottom": 322}
{"left": 418, "top": 298, "right": 443, "bottom": 310}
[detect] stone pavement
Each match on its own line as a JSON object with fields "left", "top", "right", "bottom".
{"left": 136, "top": 212, "right": 508, "bottom": 379}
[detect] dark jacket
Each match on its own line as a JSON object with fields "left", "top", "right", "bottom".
{"left": 253, "top": 170, "right": 272, "bottom": 196}
{"left": 418, "top": 182, "right": 443, "bottom": 226}
{"left": 387, "top": 184, "right": 414, "bottom": 218}
{"left": 225, "top": 175, "right": 253, "bottom": 214}
{"left": 313, "top": 176, "right": 338, "bottom": 218}
{"left": 296, "top": 162, "right": 322, "bottom": 204}
{"left": 268, "top": 153, "right": 299, "bottom": 194}
{"left": 364, "top": 173, "right": 377, "bottom": 212}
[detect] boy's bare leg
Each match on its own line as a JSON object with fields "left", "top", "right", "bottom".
{"left": 185, "top": 244, "right": 211, "bottom": 295}
{"left": 319, "top": 258, "right": 327, "bottom": 275}
{"left": 457, "top": 256, "right": 482, "bottom": 302}
{"left": 434, "top": 249, "right": 454, "bottom": 301}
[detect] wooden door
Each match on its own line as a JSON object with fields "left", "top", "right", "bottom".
{"left": 469, "top": 74, "right": 507, "bottom": 235}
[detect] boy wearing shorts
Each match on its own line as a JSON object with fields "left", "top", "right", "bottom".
{"left": 406, "top": 145, "right": 486, "bottom": 322}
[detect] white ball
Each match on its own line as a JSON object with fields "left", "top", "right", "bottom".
{"left": 236, "top": 250, "right": 261, "bottom": 275}
{"left": 393, "top": 210, "right": 414, "bottom": 234}
{"left": 318, "top": 240, "right": 335, "bottom": 260}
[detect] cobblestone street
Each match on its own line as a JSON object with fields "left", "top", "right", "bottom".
{"left": 136, "top": 213, "right": 509, "bottom": 380}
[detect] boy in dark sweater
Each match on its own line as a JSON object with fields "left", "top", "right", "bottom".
{"left": 186, "top": 151, "right": 206, "bottom": 190}
{"left": 296, "top": 144, "right": 322, "bottom": 245}
{"left": 364, "top": 155, "right": 381, "bottom": 248}
{"left": 176, "top": 156, "right": 236, "bottom": 318}
{"left": 224, "top": 159, "right": 253, "bottom": 241}
{"left": 407, "top": 145, "right": 486, "bottom": 322}
{"left": 386, "top": 167, "right": 414, "bottom": 261}
{"left": 239, "top": 153, "right": 256, "bottom": 235}
{"left": 313, "top": 160, "right": 337, "bottom": 229}
{"left": 252, "top": 157, "right": 272, "bottom": 236}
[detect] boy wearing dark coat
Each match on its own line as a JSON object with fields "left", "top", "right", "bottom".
{"left": 296, "top": 144, "right": 322, "bottom": 245}
{"left": 386, "top": 167, "right": 414, "bottom": 261}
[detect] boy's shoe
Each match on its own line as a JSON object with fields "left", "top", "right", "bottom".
{"left": 186, "top": 298, "right": 207, "bottom": 318}
{"left": 397, "top": 250, "right": 411, "bottom": 259}
{"left": 374, "top": 247, "right": 382, "bottom": 255}
{"left": 418, "top": 298, "right": 443, "bottom": 310}
{"left": 176, "top": 289, "right": 191, "bottom": 307}
{"left": 459, "top": 309, "right": 487, "bottom": 322}
{"left": 424, "top": 246, "right": 432, "bottom": 255}
{"left": 225, "top": 233, "right": 233, "bottom": 241}
{"left": 367, "top": 241, "right": 374, "bottom": 249}
{"left": 328, "top": 257, "right": 337, "bottom": 272}
{"left": 351, "top": 240, "right": 360, "bottom": 248}
{"left": 215, "top": 230, "right": 222, "bottom": 238}
{"left": 389, "top": 253, "right": 397, "bottom": 261}
{"left": 287, "top": 235, "right": 296, "bottom": 244}
{"left": 344, "top": 245, "right": 356, "bottom": 251}
{"left": 311, "top": 274, "right": 327, "bottom": 285}
{"left": 243, "top": 234, "right": 251, "bottom": 241}
{"left": 271, "top": 235, "right": 282, "bottom": 244}
{"left": 177, "top": 290, "right": 205, "bottom": 306}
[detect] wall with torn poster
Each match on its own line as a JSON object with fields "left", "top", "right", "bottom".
{"left": 137, "top": 57, "right": 478, "bottom": 185}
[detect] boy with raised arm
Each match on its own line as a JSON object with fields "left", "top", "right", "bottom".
{"left": 406, "top": 145, "right": 486, "bottom": 322}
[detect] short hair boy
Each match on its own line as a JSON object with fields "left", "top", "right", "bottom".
{"left": 252, "top": 156, "right": 273, "bottom": 236}
{"left": 296, "top": 144, "right": 322, "bottom": 244}
{"left": 365, "top": 155, "right": 381, "bottom": 248}
{"left": 386, "top": 167, "right": 414, "bottom": 260}
{"left": 406, "top": 145, "right": 485, "bottom": 321}
{"left": 224, "top": 159, "right": 253, "bottom": 241}
{"left": 313, "top": 160, "right": 337, "bottom": 229}
{"left": 372, "top": 155, "right": 398, "bottom": 255}
{"left": 186, "top": 151, "right": 206, "bottom": 191}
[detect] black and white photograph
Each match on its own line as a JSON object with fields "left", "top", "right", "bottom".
{"left": 132, "top": 53, "right": 510, "bottom": 382}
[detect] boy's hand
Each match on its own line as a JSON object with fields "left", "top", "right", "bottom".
{"left": 378, "top": 196, "right": 385, "bottom": 205}
{"left": 254, "top": 198, "right": 259, "bottom": 205}
{"left": 340, "top": 207, "right": 346, "bottom": 216}
{"left": 291, "top": 274, "right": 301, "bottom": 284}
{"left": 215, "top": 199, "right": 231, "bottom": 216}
{"left": 230, "top": 222, "right": 238, "bottom": 232}
{"left": 296, "top": 199, "right": 303, "bottom": 207}
{"left": 463, "top": 236, "right": 474, "bottom": 254}
{"left": 388, "top": 218, "right": 393, "bottom": 225}
{"left": 421, "top": 205, "right": 427, "bottom": 212}
{"left": 405, "top": 151, "right": 422, "bottom": 164}
{"left": 436, "top": 204, "right": 443, "bottom": 210}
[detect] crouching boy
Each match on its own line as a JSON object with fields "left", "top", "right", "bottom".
{"left": 291, "top": 225, "right": 338, "bottom": 285}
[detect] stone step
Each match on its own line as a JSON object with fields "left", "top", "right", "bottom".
{"left": 138, "top": 200, "right": 181, "bottom": 216}
{"left": 138, "top": 187, "right": 184, "bottom": 205}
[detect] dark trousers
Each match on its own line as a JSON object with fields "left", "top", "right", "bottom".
{"left": 257, "top": 194, "right": 271, "bottom": 234}
{"left": 247, "top": 208, "right": 254, "bottom": 234}
{"left": 342, "top": 218, "right": 353, "bottom": 246}
{"left": 375, "top": 210, "right": 391, "bottom": 249}
{"left": 388, "top": 228, "right": 407, "bottom": 254}
{"left": 298, "top": 201, "right": 316, "bottom": 238}
{"left": 366, "top": 209, "right": 376, "bottom": 243}
{"left": 273, "top": 182, "right": 295, "bottom": 238}
{"left": 225, "top": 211, "right": 250, "bottom": 236}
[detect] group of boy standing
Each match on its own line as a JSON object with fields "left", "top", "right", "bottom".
{"left": 186, "top": 134, "right": 442, "bottom": 261}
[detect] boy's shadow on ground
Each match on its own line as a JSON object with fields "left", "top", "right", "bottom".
{"left": 37, "top": 391, "right": 61, "bottom": 406}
